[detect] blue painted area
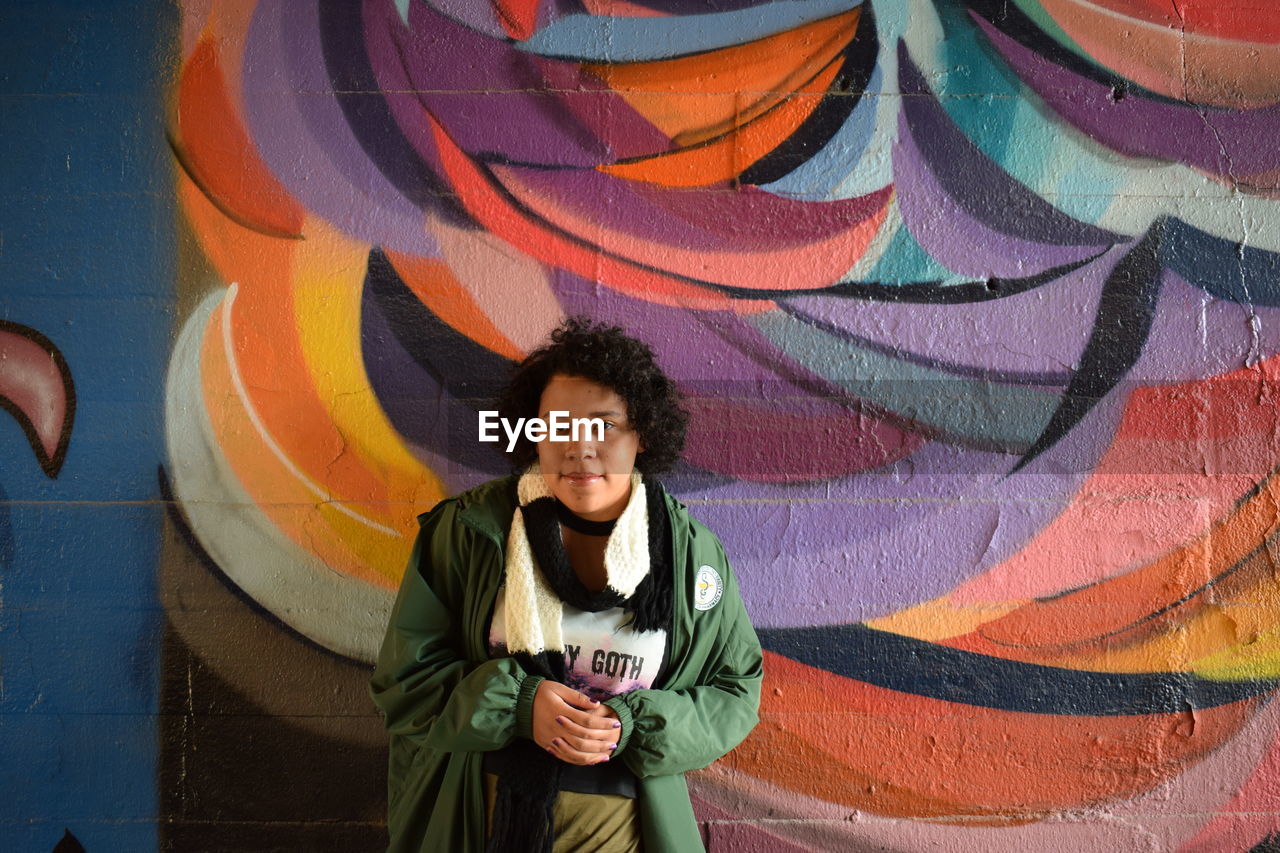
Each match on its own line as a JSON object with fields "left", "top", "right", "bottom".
{"left": 0, "top": 484, "right": 12, "bottom": 569}
{"left": 1164, "top": 217, "right": 1280, "bottom": 306}
{"left": 519, "top": 0, "right": 861, "bottom": 61}
{"left": 0, "top": 2, "right": 173, "bottom": 850}
{"left": 760, "top": 64, "right": 884, "bottom": 201}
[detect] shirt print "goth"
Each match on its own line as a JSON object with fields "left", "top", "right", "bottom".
{"left": 488, "top": 587, "right": 668, "bottom": 701}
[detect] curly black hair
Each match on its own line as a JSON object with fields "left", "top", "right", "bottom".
{"left": 497, "top": 316, "right": 688, "bottom": 474}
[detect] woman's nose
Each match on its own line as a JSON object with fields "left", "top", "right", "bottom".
{"left": 564, "top": 437, "right": 597, "bottom": 460}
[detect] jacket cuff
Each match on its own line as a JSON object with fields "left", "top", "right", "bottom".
{"left": 515, "top": 674, "right": 545, "bottom": 740}
{"left": 603, "top": 695, "right": 635, "bottom": 756}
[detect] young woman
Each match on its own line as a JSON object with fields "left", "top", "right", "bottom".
{"left": 370, "top": 317, "right": 763, "bottom": 852}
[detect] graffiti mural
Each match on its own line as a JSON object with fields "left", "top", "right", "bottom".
{"left": 0, "top": 318, "right": 74, "bottom": 619}
{"left": 163, "top": 0, "right": 1280, "bottom": 849}
{"left": 2, "top": 4, "right": 175, "bottom": 849}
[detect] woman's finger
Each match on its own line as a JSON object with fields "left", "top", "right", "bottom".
{"left": 545, "top": 691, "right": 613, "bottom": 728}
{"left": 556, "top": 731, "right": 614, "bottom": 753}
{"left": 544, "top": 682, "right": 601, "bottom": 710}
{"left": 560, "top": 707, "right": 620, "bottom": 731}
{"left": 549, "top": 737, "right": 612, "bottom": 766}
{"left": 555, "top": 715, "right": 618, "bottom": 744}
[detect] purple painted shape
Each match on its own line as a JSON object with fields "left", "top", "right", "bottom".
{"left": 420, "top": 0, "right": 509, "bottom": 39}
{"left": 627, "top": 178, "right": 892, "bottom": 248}
{"left": 690, "top": 391, "right": 1125, "bottom": 628}
{"left": 1129, "top": 269, "right": 1280, "bottom": 382}
{"left": 551, "top": 268, "right": 874, "bottom": 393}
{"left": 359, "top": 277, "right": 507, "bottom": 493}
{"left": 975, "top": 14, "right": 1280, "bottom": 176}
{"left": 897, "top": 44, "right": 1123, "bottom": 248}
{"left": 780, "top": 249, "right": 1115, "bottom": 378}
{"left": 364, "top": 4, "right": 456, "bottom": 181}
{"left": 535, "top": 58, "right": 674, "bottom": 161}
{"left": 240, "top": 1, "right": 438, "bottom": 255}
{"left": 366, "top": 0, "right": 611, "bottom": 167}
{"left": 498, "top": 163, "right": 891, "bottom": 253}
{"left": 551, "top": 269, "right": 929, "bottom": 479}
{"left": 779, "top": 247, "right": 1280, "bottom": 391}
{"left": 894, "top": 111, "right": 1107, "bottom": 277}
{"left": 548, "top": 268, "right": 1116, "bottom": 622}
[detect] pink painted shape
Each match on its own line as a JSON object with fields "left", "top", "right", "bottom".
{"left": 0, "top": 326, "right": 69, "bottom": 470}
{"left": 692, "top": 796, "right": 816, "bottom": 853}
{"left": 181, "top": 0, "right": 213, "bottom": 57}
{"left": 428, "top": 212, "right": 561, "bottom": 354}
{"left": 1178, "top": 711, "right": 1280, "bottom": 851}
{"left": 951, "top": 419, "right": 1278, "bottom": 604}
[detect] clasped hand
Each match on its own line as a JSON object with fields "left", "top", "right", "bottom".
{"left": 531, "top": 680, "right": 621, "bottom": 766}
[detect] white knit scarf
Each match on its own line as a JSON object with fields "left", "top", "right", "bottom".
{"left": 503, "top": 462, "right": 648, "bottom": 655}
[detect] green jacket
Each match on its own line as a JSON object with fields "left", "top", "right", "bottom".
{"left": 369, "top": 475, "right": 763, "bottom": 852}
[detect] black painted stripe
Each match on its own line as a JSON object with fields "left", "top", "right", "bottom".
{"left": 1011, "top": 220, "right": 1164, "bottom": 472}
{"left": 758, "top": 622, "right": 1278, "bottom": 715}
{"left": 739, "top": 3, "right": 879, "bottom": 186}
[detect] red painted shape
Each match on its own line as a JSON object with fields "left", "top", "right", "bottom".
{"left": 425, "top": 104, "right": 773, "bottom": 312}
{"left": 175, "top": 38, "right": 305, "bottom": 239}
{"left": 737, "top": 651, "right": 1258, "bottom": 820}
{"left": 682, "top": 394, "right": 924, "bottom": 481}
{"left": 1087, "top": 0, "right": 1280, "bottom": 43}
{"left": 491, "top": 0, "right": 541, "bottom": 40}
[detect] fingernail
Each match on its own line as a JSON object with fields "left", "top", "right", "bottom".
{"left": 552, "top": 738, "right": 562, "bottom": 747}
{"left": 612, "top": 721, "right": 621, "bottom": 728}
{"left": 555, "top": 716, "right": 564, "bottom": 724}
{"left": 546, "top": 747, "right": 555, "bottom": 754}
{"left": 602, "top": 756, "right": 610, "bottom": 762}
{"left": 608, "top": 743, "right": 617, "bottom": 750}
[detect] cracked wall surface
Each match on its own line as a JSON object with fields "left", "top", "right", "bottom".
{"left": 6, "top": 0, "right": 1280, "bottom": 850}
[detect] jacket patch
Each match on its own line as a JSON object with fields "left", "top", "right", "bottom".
{"left": 694, "top": 565, "right": 723, "bottom": 611}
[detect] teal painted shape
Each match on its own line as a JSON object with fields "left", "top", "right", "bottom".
{"left": 864, "top": 222, "right": 962, "bottom": 284}
{"left": 751, "top": 311, "right": 1058, "bottom": 449}
{"left": 931, "top": 0, "right": 1124, "bottom": 226}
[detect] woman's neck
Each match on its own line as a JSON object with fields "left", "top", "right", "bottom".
{"left": 561, "top": 526, "right": 610, "bottom": 592}
{"left": 554, "top": 499, "right": 617, "bottom": 536}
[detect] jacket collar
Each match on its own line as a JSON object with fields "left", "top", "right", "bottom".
{"left": 452, "top": 474, "right": 520, "bottom": 546}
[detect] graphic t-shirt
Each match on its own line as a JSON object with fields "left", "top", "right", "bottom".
{"left": 486, "top": 586, "right": 670, "bottom": 798}
{"left": 487, "top": 586, "right": 668, "bottom": 702}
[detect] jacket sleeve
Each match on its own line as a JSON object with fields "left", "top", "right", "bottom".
{"left": 603, "top": 543, "right": 763, "bottom": 779}
{"left": 369, "top": 499, "right": 545, "bottom": 753}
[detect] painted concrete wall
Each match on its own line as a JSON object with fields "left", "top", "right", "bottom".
{"left": 7, "top": 0, "right": 1280, "bottom": 850}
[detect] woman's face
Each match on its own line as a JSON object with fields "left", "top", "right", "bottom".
{"left": 536, "top": 373, "right": 643, "bottom": 521}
